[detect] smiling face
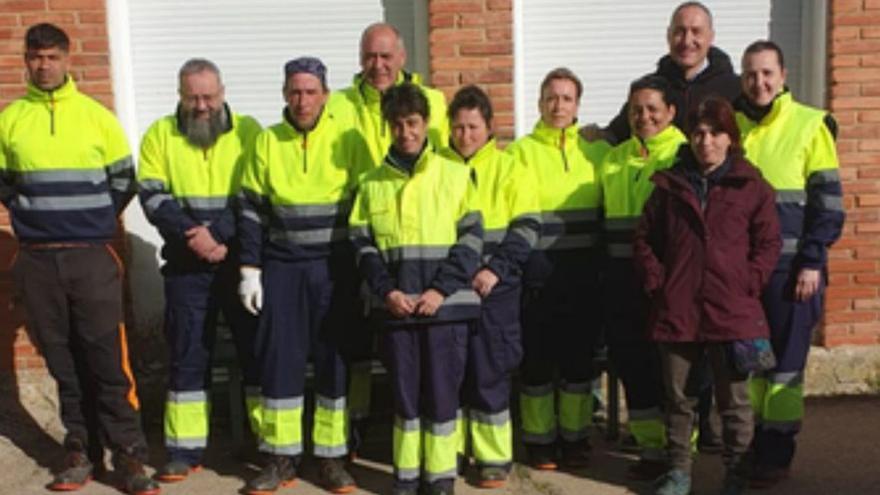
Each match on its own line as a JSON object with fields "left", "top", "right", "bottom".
{"left": 741, "top": 48, "right": 787, "bottom": 107}
{"left": 628, "top": 88, "right": 676, "bottom": 140}
{"left": 390, "top": 112, "right": 428, "bottom": 156}
{"left": 284, "top": 72, "right": 328, "bottom": 130}
{"left": 451, "top": 107, "right": 491, "bottom": 159}
{"left": 25, "top": 46, "right": 69, "bottom": 91}
{"left": 360, "top": 25, "right": 406, "bottom": 93}
{"left": 667, "top": 5, "right": 714, "bottom": 78}
{"left": 539, "top": 78, "right": 580, "bottom": 129}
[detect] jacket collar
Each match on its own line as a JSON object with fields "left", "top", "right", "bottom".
{"left": 656, "top": 46, "right": 736, "bottom": 88}
{"left": 443, "top": 137, "right": 497, "bottom": 165}
{"left": 353, "top": 70, "right": 418, "bottom": 104}
{"left": 734, "top": 90, "right": 792, "bottom": 126}
{"left": 531, "top": 119, "right": 580, "bottom": 148}
{"left": 383, "top": 140, "right": 431, "bottom": 177}
{"left": 26, "top": 75, "right": 77, "bottom": 102}
{"left": 653, "top": 144, "right": 761, "bottom": 193}
{"left": 630, "top": 125, "right": 687, "bottom": 157}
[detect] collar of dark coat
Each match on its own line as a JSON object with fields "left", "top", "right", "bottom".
{"left": 656, "top": 46, "right": 736, "bottom": 87}
{"left": 651, "top": 144, "right": 762, "bottom": 195}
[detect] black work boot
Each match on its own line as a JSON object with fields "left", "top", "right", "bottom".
{"left": 317, "top": 457, "right": 356, "bottom": 493}
{"left": 49, "top": 439, "right": 94, "bottom": 491}
{"left": 560, "top": 439, "right": 591, "bottom": 468}
{"left": 113, "top": 447, "right": 160, "bottom": 495}
{"left": 245, "top": 455, "right": 297, "bottom": 494}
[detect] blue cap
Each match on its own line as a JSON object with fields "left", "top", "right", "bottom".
{"left": 284, "top": 56, "right": 327, "bottom": 88}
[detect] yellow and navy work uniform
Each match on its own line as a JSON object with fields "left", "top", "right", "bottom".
{"left": 0, "top": 77, "right": 149, "bottom": 463}
{"left": 333, "top": 71, "right": 450, "bottom": 427}
{"left": 137, "top": 107, "right": 262, "bottom": 465}
{"left": 735, "top": 91, "right": 845, "bottom": 470}
{"left": 238, "top": 106, "right": 370, "bottom": 460}
{"left": 600, "top": 125, "right": 687, "bottom": 461}
{"left": 506, "top": 120, "right": 610, "bottom": 450}
{"left": 349, "top": 145, "right": 482, "bottom": 492}
{"left": 334, "top": 71, "right": 449, "bottom": 167}
{"left": 441, "top": 140, "right": 540, "bottom": 473}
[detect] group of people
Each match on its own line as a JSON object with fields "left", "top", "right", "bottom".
{"left": 0, "top": 2, "right": 844, "bottom": 495}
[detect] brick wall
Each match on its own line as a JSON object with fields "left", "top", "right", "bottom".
{"left": 428, "top": 0, "right": 515, "bottom": 142}
{"left": 825, "top": 0, "right": 880, "bottom": 346}
{"left": 0, "top": 0, "right": 113, "bottom": 372}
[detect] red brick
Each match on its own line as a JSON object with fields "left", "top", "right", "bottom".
{"left": 488, "top": 85, "right": 512, "bottom": 98}
{"left": 79, "top": 37, "right": 107, "bottom": 53}
{"left": 75, "top": 10, "right": 104, "bottom": 24}
{"left": 830, "top": 96, "right": 880, "bottom": 109}
{"left": 430, "top": 1, "right": 484, "bottom": 14}
{"left": 832, "top": 84, "right": 860, "bottom": 98}
{"left": 834, "top": 39, "right": 880, "bottom": 54}
{"left": 834, "top": 0, "right": 866, "bottom": 12}
{"left": 829, "top": 259, "right": 877, "bottom": 272}
{"left": 430, "top": 72, "right": 457, "bottom": 87}
{"left": 833, "top": 26, "right": 861, "bottom": 40}
{"left": 826, "top": 285, "right": 878, "bottom": 299}
{"left": 486, "top": 26, "right": 511, "bottom": 41}
{"left": 1, "top": 0, "right": 47, "bottom": 12}
{"left": 827, "top": 296, "right": 854, "bottom": 311}
{"left": 430, "top": 43, "right": 456, "bottom": 58}
{"left": 47, "top": 0, "right": 102, "bottom": 9}
{"left": 834, "top": 12, "right": 880, "bottom": 27}
{"left": 430, "top": 28, "right": 483, "bottom": 43}
{"left": 867, "top": 0, "right": 880, "bottom": 9}
{"left": 833, "top": 68, "right": 880, "bottom": 84}
{"left": 430, "top": 13, "right": 455, "bottom": 29}
{"left": 857, "top": 140, "right": 880, "bottom": 151}
{"left": 459, "top": 11, "right": 511, "bottom": 27}
{"left": 488, "top": 55, "right": 513, "bottom": 69}
{"left": 825, "top": 310, "right": 877, "bottom": 324}
{"left": 487, "top": 0, "right": 511, "bottom": 11}
{"left": 862, "top": 54, "right": 880, "bottom": 67}
{"left": 840, "top": 124, "right": 880, "bottom": 139}
{"left": 825, "top": 333, "right": 880, "bottom": 346}
{"left": 432, "top": 56, "right": 487, "bottom": 71}
{"left": 830, "top": 55, "right": 860, "bottom": 67}
{"left": 65, "top": 23, "right": 106, "bottom": 38}
{"left": 460, "top": 69, "right": 511, "bottom": 85}
{"left": 459, "top": 41, "right": 511, "bottom": 56}
{"left": 853, "top": 298, "right": 880, "bottom": 310}
{"left": 20, "top": 11, "right": 74, "bottom": 25}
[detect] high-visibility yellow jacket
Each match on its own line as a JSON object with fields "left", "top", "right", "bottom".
{"left": 333, "top": 71, "right": 448, "bottom": 166}
{"left": 349, "top": 145, "right": 483, "bottom": 325}
{"left": 238, "top": 106, "right": 372, "bottom": 265}
{"left": 137, "top": 107, "right": 261, "bottom": 268}
{"left": 440, "top": 139, "right": 540, "bottom": 288}
{"left": 0, "top": 78, "right": 134, "bottom": 243}
{"left": 600, "top": 125, "right": 687, "bottom": 259}
{"left": 736, "top": 91, "right": 845, "bottom": 270}
{"left": 506, "top": 120, "right": 610, "bottom": 286}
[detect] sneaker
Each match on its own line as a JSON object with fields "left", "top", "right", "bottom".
{"left": 245, "top": 455, "right": 297, "bottom": 494}
{"left": 654, "top": 469, "right": 692, "bottom": 495}
{"left": 155, "top": 460, "right": 202, "bottom": 483}
{"left": 627, "top": 458, "right": 669, "bottom": 481}
{"left": 49, "top": 450, "right": 93, "bottom": 491}
{"left": 560, "top": 440, "right": 590, "bottom": 468}
{"left": 526, "top": 444, "right": 558, "bottom": 470}
{"left": 113, "top": 451, "right": 160, "bottom": 495}
{"left": 317, "top": 457, "right": 356, "bottom": 494}
{"left": 477, "top": 466, "right": 508, "bottom": 488}
{"left": 749, "top": 465, "right": 790, "bottom": 489}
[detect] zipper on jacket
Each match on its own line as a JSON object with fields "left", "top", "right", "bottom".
{"left": 559, "top": 130, "right": 569, "bottom": 172}
{"left": 49, "top": 91, "right": 56, "bottom": 135}
{"left": 302, "top": 131, "right": 309, "bottom": 172}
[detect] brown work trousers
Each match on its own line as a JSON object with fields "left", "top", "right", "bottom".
{"left": 658, "top": 342, "right": 753, "bottom": 473}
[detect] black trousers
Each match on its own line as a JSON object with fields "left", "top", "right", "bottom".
{"left": 12, "top": 245, "right": 148, "bottom": 459}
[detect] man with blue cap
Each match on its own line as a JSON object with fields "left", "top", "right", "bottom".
{"left": 237, "top": 56, "right": 372, "bottom": 494}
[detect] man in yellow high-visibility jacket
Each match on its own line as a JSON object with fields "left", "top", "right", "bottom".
{"left": 137, "top": 58, "right": 262, "bottom": 484}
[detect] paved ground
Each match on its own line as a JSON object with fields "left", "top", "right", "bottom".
{"left": 2, "top": 393, "right": 879, "bottom": 494}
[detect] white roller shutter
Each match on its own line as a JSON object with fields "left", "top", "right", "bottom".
{"left": 514, "top": 0, "right": 805, "bottom": 136}
{"left": 124, "top": 0, "right": 426, "bottom": 134}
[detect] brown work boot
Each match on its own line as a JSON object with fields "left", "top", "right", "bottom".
{"left": 526, "top": 444, "right": 558, "bottom": 470}
{"left": 113, "top": 449, "right": 160, "bottom": 495}
{"left": 317, "top": 457, "right": 356, "bottom": 494}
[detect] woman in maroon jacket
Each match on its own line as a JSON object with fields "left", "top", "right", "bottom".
{"left": 634, "top": 96, "right": 781, "bottom": 495}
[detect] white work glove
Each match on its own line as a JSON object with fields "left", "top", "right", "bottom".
{"left": 239, "top": 266, "right": 263, "bottom": 316}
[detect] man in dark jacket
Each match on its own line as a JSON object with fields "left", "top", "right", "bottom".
{"left": 584, "top": 1, "right": 741, "bottom": 144}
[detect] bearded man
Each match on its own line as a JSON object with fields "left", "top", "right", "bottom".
{"left": 137, "top": 58, "right": 263, "bottom": 483}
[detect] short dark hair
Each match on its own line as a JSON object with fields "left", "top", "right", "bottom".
{"left": 687, "top": 96, "right": 741, "bottom": 152}
{"left": 540, "top": 67, "right": 583, "bottom": 100}
{"left": 448, "top": 85, "right": 493, "bottom": 126}
{"left": 381, "top": 82, "right": 430, "bottom": 123}
{"left": 628, "top": 75, "right": 675, "bottom": 107}
{"left": 25, "top": 23, "right": 70, "bottom": 52}
{"left": 743, "top": 39, "right": 785, "bottom": 70}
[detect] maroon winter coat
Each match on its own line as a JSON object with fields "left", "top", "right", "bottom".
{"left": 633, "top": 149, "right": 781, "bottom": 342}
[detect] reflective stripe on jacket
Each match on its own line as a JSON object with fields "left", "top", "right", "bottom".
{"left": 0, "top": 78, "right": 134, "bottom": 242}
{"left": 138, "top": 109, "right": 261, "bottom": 268}
{"left": 736, "top": 91, "right": 844, "bottom": 270}
{"left": 349, "top": 146, "right": 483, "bottom": 325}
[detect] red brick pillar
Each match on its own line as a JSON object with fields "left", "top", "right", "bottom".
{"left": 428, "top": 0, "right": 515, "bottom": 143}
{"left": 0, "top": 0, "right": 114, "bottom": 373}
{"left": 826, "top": 0, "right": 880, "bottom": 346}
